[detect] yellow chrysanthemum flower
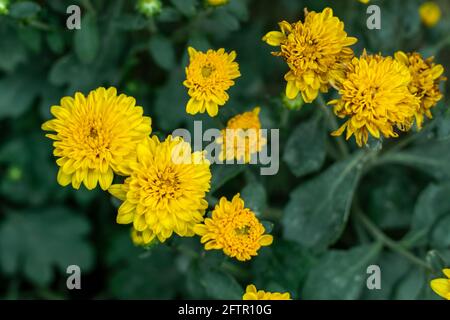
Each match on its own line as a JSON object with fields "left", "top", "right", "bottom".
{"left": 359, "top": 0, "right": 370, "bottom": 3}
{"left": 193, "top": 194, "right": 273, "bottom": 261}
{"left": 216, "top": 107, "right": 267, "bottom": 163}
{"left": 42, "top": 87, "right": 152, "bottom": 190}
{"left": 419, "top": 2, "right": 441, "bottom": 28}
{"left": 243, "top": 285, "right": 291, "bottom": 300}
{"left": 395, "top": 51, "right": 446, "bottom": 129}
{"left": 430, "top": 269, "right": 450, "bottom": 300}
{"left": 183, "top": 47, "right": 241, "bottom": 117}
{"left": 206, "top": 0, "right": 228, "bottom": 6}
{"left": 262, "top": 7, "right": 357, "bottom": 103}
{"left": 109, "top": 135, "right": 211, "bottom": 244}
{"left": 329, "top": 52, "right": 420, "bottom": 147}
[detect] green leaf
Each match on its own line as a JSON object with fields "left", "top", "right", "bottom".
{"left": 46, "top": 31, "right": 65, "bottom": 54}
{"left": 200, "top": 269, "right": 242, "bottom": 300}
{"left": 283, "top": 153, "right": 364, "bottom": 250}
{"left": 0, "top": 66, "right": 43, "bottom": 119}
{"left": 361, "top": 252, "right": 412, "bottom": 300}
{"left": 154, "top": 69, "right": 190, "bottom": 131}
{"left": 393, "top": 268, "right": 425, "bottom": 300}
{"left": 210, "top": 164, "right": 245, "bottom": 193}
{"left": 114, "top": 14, "right": 148, "bottom": 31}
{"left": 74, "top": 13, "right": 99, "bottom": 64}
{"left": 380, "top": 139, "right": 450, "bottom": 180}
{"left": 0, "top": 26, "right": 27, "bottom": 72}
{"left": 107, "top": 233, "right": 179, "bottom": 299}
{"left": 403, "top": 183, "right": 450, "bottom": 246}
{"left": 241, "top": 181, "right": 267, "bottom": 216}
{"left": 149, "top": 35, "right": 175, "bottom": 70}
{"left": 430, "top": 215, "right": 450, "bottom": 248}
{"left": 364, "top": 167, "right": 419, "bottom": 229}
{"left": 49, "top": 54, "right": 78, "bottom": 86}
{"left": 170, "top": 0, "right": 197, "bottom": 17}
{"left": 17, "top": 27, "right": 42, "bottom": 53}
{"left": 302, "top": 244, "right": 381, "bottom": 299}
{"left": 9, "top": 1, "right": 41, "bottom": 18}
{"left": 283, "top": 116, "right": 326, "bottom": 177}
{"left": 0, "top": 208, "right": 93, "bottom": 286}
{"left": 252, "top": 240, "right": 316, "bottom": 296}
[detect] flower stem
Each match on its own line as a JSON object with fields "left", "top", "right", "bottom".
{"left": 316, "top": 94, "right": 350, "bottom": 158}
{"left": 354, "top": 206, "right": 432, "bottom": 272}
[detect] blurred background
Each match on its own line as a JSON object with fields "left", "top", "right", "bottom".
{"left": 0, "top": 0, "right": 449, "bottom": 299}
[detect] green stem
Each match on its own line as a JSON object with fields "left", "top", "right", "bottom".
{"left": 354, "top": 207, "right": 432, "bottom": 272}
{"left": 316, "top": 94, "right": 350, "bottom": 158}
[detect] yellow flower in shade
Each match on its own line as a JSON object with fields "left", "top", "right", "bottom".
{"left": 395, "top": 51, "right": 446, "bottom": 129}
{"left": 359, "top": 0, "right": 369, "bottom": 3}
{"left": 430, "top": 269, "right": 450, "bottom": 300}
{"left": 109, "top": 135, "right": 211, "bottom": 244}
{"left": 206, "top": 0, "right": 228, "bottom": 6}
{"left": 216, "top": 107, "right": 267, "bottom": 163}
{"left": 329, "top": 52, "right": 420, "bottom": 147}
{"left": 183, "top": 47, "right": 241, "bottom": 117}
{"left": 42, "top": 87, "right": 152, "bottom": 190}
{"left": 193, "top": 194, "right": 273, "bottom": 261}
{"left": 262, "top": 8, "right": 357, "bottom": 103}
{"left": 243, "top": 285, "right": 291, "bottom": 300}
{"left": 419, "top": 2, "right": 441, "bottom": 28}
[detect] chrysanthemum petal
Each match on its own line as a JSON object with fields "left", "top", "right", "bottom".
{"left": 262, "top": 31, "right": 286, "bottom": 46}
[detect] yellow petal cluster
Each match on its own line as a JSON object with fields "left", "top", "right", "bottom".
{"left": 217, "top": 107, "right": 267, "bottom": 163}
{"left": 262, "top": 7, "right": 357, "bottom": 103}
{"left": 184, "top": 47, "right": 241, "bottom": 117}
{"left": 242, "top": 284, "right": 291, "bottom": 300}
{"left": 109, "top": 135, "right": 211, "bottom": 244}
{"left": 329, "top": 52, "right": 420, "bottom": 147}
{"left": 42, "top": 87, "right": 151, "bottom": 190}
{"left": 430, "top": 269, "right": 450, "bottom": 300}
{"left": 193, "top": 194, "right": 273, "bottom": 261}
{"left": 395, "top": 51, "right": 446, "bottom": 129}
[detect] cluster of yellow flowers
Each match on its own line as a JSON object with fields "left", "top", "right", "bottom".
{"left": 263, "top": 7, "right": 446, "bottom": 147}
{"left": 42, "top": 86, "right": 283, "bottom": 298}
{"left": 42, "top": 4, "right": 447, "bottom": 301}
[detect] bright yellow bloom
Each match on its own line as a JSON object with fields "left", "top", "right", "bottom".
{"left": 419, "top": 2, "right": 441, "bottom": 28}
{"left": 243, "top": 285, "right": 291, "bottom": 300}
{"left": 395, "top": 51, "right": 446, "bottom": 129}
{"left": 329, "top": 52, "right": 420, "bottom": 147}
{"left": 359, "top": 0, "right": 370, "bottom": 3}
{"left": 184, "top": 47, "right": 241, "bottom": 117}
{"left": 206, "top": 0, "right": 228, "bottom": 6}
{"left": 194, "top": 194, "right": 273, "bottom": 261}
{"left": 430, "top": 269, "right": 450, "bottom": 300}
{"left": 262, "top": 8, "right": 357, "bottom": 103}
{"left": 109, "top": 135, "right": 211, "bottom": 244}
{"left": 216, "top": 107, "right": 267, "bottom": 163}
{"left": 42, "top": 87, "right": 151, "bottom": 190}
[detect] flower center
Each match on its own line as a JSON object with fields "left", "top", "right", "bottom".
{"left": 201, "top": 65, "right": 215, "bottom": 78}
{"left": 151, "top": 167, "right": 181, "bottom": 200}
{"left": 89, "top": 127, "right": 99, "bottom": 139}
{"left": 235, "top": 225, "right": 251, "bottom": 236}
